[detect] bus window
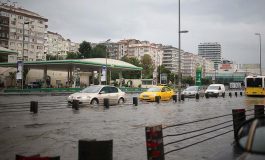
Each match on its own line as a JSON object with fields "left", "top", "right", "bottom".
{"left": 246, "top": 78, "right": 262, "bottom": 87}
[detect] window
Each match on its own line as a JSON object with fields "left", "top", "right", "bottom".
{"left": 100, "top": 87, "right": 110, "bottom": 94}
{"left": 18, "top": 15, "right": 23, "bottom": 19}
{"left": 10, "top": 42, "right": 15, "bottom": 46}
{"left": 17, "top": 43, "right": 22, "bottom": 47}
{"left": 110, "top": 87, "right": 118, "bottom": 93}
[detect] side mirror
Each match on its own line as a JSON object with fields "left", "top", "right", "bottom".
{"left": 236, "top": 117, "right": 265, "bottom": 154}
{"left": 99, "top": 91, "right": 106, "bottom": 94}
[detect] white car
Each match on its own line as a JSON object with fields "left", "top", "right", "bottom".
{"left": 205, "top": 84, "right": 225, "bottom": 97}
{"left": 67, "top": 85, "right": 126, "bottom": 105}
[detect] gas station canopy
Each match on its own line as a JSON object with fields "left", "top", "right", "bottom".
{"left": 0, "top": 58, "right": 143, "bottom": 71}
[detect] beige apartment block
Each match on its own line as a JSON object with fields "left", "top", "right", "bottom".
{"left": 0, "top": 4, "right": 48, "bottom": 62}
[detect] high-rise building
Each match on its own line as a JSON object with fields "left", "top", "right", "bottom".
{"left": 198, "top": 42, "right": 221, "bottom": 70}
{"left": 162, "top": 45, "right": 179, "bottom": 73}
{"left": 0, "top": 4, "right": 48, "bottom": 62}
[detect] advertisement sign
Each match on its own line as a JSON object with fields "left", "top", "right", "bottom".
{"left": 16, "top": 61, "right": 23, "bottom": 80}
{"left": 101, "top": 65, "right": 106, "bottom": 82}
{"left": 161, "top": 73, "right": 167, "bottom": 84}
{"left": 195, "top": 66, "right": 202, "bottom": 86}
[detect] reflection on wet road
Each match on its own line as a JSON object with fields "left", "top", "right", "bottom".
{"left": 0, "top": 94, "right": 264, "bottom": 160}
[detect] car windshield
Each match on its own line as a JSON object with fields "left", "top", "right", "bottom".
{"left": 80, "top": 86, "right": 101, "bottom": 93}
{"left": 207, "top": 86, "right": 220, "bottom": 90}
{"left": 147, "top": 87, "right": 161, "bottom": 92}
{"left": 185, "top": 86, "right": 198, "bottom": 91}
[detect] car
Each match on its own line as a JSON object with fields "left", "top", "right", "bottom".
{"left": 67, "top": 85, "right": 126, "bottom": 105}
{"left": 205, "top": 84, "right": 225, "bottom": 97}
{"left": 139, "top": 86, "right": 175, "bottom": 102}
{"left": 27, "top": 82, "right": 42, "bottom": 88}
{"left": 182, "top": 86, "right": 205, "bottom": 98}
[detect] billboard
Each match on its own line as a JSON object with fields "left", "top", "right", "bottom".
{"left": 101, "top": 65, "right": 106, "bottom": 82}
{"left": 16, "top": 61, "right": 23, "bottom": 80}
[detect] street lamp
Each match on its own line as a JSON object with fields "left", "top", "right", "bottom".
{"left": 255, "top": 33, "right": 262, "bottom": 76}
{"left": 178, "top": 0, "right": 188, "bottom": 101}
{"left": 21, "top": 21, "right": 31, "bottom": 90}
{"left": 105, "top": 39, "right": 111, "bottom": 85}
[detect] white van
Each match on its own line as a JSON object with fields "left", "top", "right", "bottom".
{"left": 205, "top": 84, "right": 225, "bottom": 97}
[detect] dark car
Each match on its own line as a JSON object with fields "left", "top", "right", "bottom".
{"left": 27, "top": 82, "right": 42, "bottom": 88}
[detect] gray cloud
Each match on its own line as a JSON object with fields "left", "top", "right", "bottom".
{"left": 12, "top": 0, "right": 265, "bottom": 65}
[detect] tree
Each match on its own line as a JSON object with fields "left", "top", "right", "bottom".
{"left": 91, "top": 44, "right": 107, "bottom": 58}
{"left": 182, "top": 76, "right": 195, "bottom": 86}
{"left": 66, "top": 52, "right": 79, "bottom": 59}
{"left": 119, "top": 56, "right": 142, "bottom": 79}
{"left": 141, "top": 54, "right": 154, "bottom": 79}
{"left": 46, "top": 54, "right": 57, "bottom": 60}
{"left": 79, "top": 41, "right": 92, "bottom": 58}
{"left": 202, "top": 78, "right": 212, "bottom": 85}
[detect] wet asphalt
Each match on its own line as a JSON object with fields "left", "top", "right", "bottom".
{"left": 0, "top": 93, "right": 264, "bottom": 160}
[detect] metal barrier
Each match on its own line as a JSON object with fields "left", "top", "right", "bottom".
{"left": 145, "top": 105, "right": 264, "bottom": 159}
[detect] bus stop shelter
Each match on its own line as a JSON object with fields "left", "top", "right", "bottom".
{"left": 0, "top": 58, "right": 142, "bottom": 88}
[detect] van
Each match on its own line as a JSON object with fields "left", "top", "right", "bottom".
{"left": 205, "top": 84, "right": 225, "bottom": 97}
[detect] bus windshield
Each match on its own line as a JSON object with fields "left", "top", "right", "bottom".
{"left": 246, "top": 78, "right": 262, "bottom": 87}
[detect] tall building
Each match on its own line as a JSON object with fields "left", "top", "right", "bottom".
{"left": 0, "top": 4, "right": 48, "bottom": 62}
{"left": 198, "top": 42, "right": 221, "bottom": 70}
{"left": 44, "top": 31, "right": 79, "bottom": 59}
{"left": 162, "top": 45, "right": 179, "bottom": 73}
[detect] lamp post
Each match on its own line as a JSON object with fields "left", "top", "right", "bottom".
{"left": 255, "top": 33, "right": 262, "bottom": 76}
{"left": 178, "top": 0, "right": 188, "bottom": 101}
{"left": 21, "top": 21, "right": 30, "bottom": 90}
{"left": 105, "top": 39, "right": 111, "bottom": 85}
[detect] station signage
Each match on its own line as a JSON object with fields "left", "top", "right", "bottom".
{"left": 16, "top": 60, "right": 23, "bottom": 80}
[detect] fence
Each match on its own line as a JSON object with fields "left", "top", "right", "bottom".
{"left": 145, "top": 105, "right": 264, "bottom": 160}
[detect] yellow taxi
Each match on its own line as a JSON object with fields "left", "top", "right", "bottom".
{"left": 139, "top": 86, "right": 175, "bottom": 101}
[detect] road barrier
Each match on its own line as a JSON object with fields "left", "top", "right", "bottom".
{"left": 72, "top": 100, "right": 79, "bottom": 110}
{"left": 133, "top": 97, "right": 138, "bottom": 106}
{"left": 254, "top": 105, "right": 264, "bottom": 118}
{"left": 180, "top": 94, "right": 185, "bottom": 101}
{"left": 229, "top": 92, "right": 232, "bottom": 98}
{"left": 195, "top": 93, "right": 199, "bottom": 100}
{"left": 232, "top": 109, "right": 246, "bottom": 139}
{"left": 104, "top": 98, "right": 110, "bottom": 109}
{"left": 30, "top": 101, "right": 38, "bottom": 113}
{"left": 172, "top": 95, "right": 177, "bottom": 102}
{"left": 78, "top": 139, "right": 113, "bottom": 160}
{"left": 155, "top": 96, "right": 160, "bottom": 104}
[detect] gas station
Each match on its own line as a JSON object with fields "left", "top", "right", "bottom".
{"left": 0, "top": 58, "right": 142, "bottom": 89}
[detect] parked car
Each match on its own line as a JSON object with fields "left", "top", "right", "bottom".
{"left": 27, "top": 82, "right": 42, "bottom": 88}
{"left": 67, "top": 85, "right": 126, "bottom": 105}
{"left": 182, "top": 86, "right": 205, "bottom": 98}
{"left": 139, "top": 86, "right": 175, "bottom": 102}
{"left": 205, "top": 84, "right": 225, "bottom": 97}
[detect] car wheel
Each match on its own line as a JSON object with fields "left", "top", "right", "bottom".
{"left": 90, "top": 99, "right": 99, "bottom": 105}
{"left": 118, "top": 98, "right": 125, "bottom": 104}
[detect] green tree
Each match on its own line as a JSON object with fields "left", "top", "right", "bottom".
{"left": 141, "top": 54, "right": 154, "bottom": 79}
{"left": 202, "top": 78, "right": 212, "bottom": 85}
{"left": 46, "top": 54, "right": 57, "bottom": 60}
{"left": 182, "top": 76, "right": 195, "bottom": 85}
{"left": 66, "top": 52, "right": 80, "bottom": 59}
{"left": 120, "top": 56, "right": 141, "bottom": 79}
{"left": 79, "top": 41, "right": 92, "bottom": 58}
{"left": 91, "top": 44, "right": 107, "bottom": 58}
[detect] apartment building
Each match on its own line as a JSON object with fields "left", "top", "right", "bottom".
{"left": 198, "top": 42, "right": 222, "bottom": 70}
{"left": 44, "top": 31, "right": 79, "bottom": 59}
{"left": 182, "top": 52, "right": 214, "bottom": 78}
{"left": 0, "top": 4, "right": 48, "bottom": 62}
{"left": 98, "top": 41, "right": 119, "bottom": 59}
{"left": 161, "top": 45, "right": 180, "bottom": 73}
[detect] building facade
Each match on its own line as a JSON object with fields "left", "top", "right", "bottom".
{"left": 0, "top": 4, "right": 48, "bottom": 62}
{"left": 162, "top": 45, "right": 179, "bottom": 73}
{"left": 198, "top": 42, "right": 221, "bottom": 70}
{"left": 44, "top": 31, "right": 79, "bottom": 59}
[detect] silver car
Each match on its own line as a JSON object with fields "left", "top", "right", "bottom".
{"left": 67, "top": 85, "right": 126, "bottom": 105}
{"left": 182, "top": 86, "right": 205, "bottom": 98}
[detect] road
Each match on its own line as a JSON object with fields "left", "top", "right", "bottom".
{"left": 0, "top": 93, "right": 264, "bottom": 160}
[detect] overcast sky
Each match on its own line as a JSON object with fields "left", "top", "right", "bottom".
{"left": 11, "top": 0, "right": 265, "bottom": 65}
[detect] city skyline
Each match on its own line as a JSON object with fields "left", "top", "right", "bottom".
{"left": 7, "top": 0, "right": 265, "bottom": 65}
